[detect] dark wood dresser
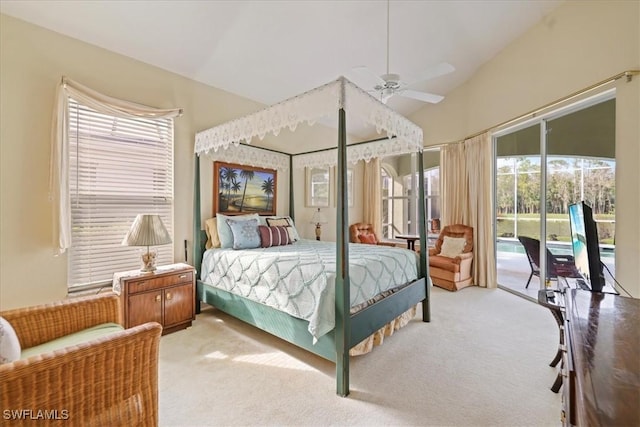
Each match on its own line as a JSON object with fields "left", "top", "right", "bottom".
{"left": 561, "top": 289, "right": 640, "bottom": 426}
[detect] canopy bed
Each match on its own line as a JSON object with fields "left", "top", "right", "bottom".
{"left": 193, "top": 77, "right": 430, "bottom": 396}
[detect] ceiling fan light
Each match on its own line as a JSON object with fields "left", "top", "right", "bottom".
{"left": 381, "top": 73, "right": 401, "bottom": 86}
{"left": 381, "top": 88, "right": 394, "bottom": 103}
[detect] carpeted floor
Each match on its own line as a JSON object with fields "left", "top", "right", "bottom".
{"left": 158, "top": 286, "right": 561, "bottom": 426}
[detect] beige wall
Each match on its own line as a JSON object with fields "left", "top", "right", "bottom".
{"left": 0, "top": 14, "right": 333, "bottom": 309}
{"left": 410, "top": 0, "right": 640, "bottom": 296}
{"left": 290, "top": 161, "right": 365, "bottom": 242}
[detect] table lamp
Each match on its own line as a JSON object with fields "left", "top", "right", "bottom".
{"left": 310, "top": 208, "right": 327, "bottom": 241}
{"left": 122, "top": 214, "right": 172, "bottom": 272}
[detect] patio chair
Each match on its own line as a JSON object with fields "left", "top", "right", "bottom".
{"left": 517, "top": 236, "right": 582, "bottom": 288}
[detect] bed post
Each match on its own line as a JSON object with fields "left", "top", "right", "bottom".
{"left": 192, "top": 154, "right": 203, "bottom": 314}
{"left": 335, "top": 107, "right": 350, "bottom": 397}
{"left": 417, "top": 152, "right": 430, "bottom": 322}
{"left": 289, "top": 155, "right": 295, "bottom": 221}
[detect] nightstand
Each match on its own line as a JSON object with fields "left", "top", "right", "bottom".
{"left": 113, "top": 263, "right": 195, "bottom": 335}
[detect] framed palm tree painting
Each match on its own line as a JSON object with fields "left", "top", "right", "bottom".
{"left": 213, "top": 161, "right": 277, "bottom": 216}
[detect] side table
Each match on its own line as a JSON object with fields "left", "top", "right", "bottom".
{"left": 396, "top": 234, "right": 420, "bottom": 251}
{"left": 113, "top": 263, "right": 195, "bottom": 335}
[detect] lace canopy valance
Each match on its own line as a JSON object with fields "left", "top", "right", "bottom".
{"left": 201, "top": 143, "right": 291, "bottom": 171}
{"left": 194, "top": 77, "right": 423, "bottom": 169}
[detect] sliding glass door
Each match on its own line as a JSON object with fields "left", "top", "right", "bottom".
{"left": 495, "top": 94, "right": 616, "bottom": 300}
{"left": 496, "top": 124, "right": 541, "bottom": 297}
{"left": 546, "top": 99, "right": 616, "bottom": 290}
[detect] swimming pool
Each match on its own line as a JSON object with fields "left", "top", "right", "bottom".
{"left": 496, "top": 239, "right": 614, "bottom": 258}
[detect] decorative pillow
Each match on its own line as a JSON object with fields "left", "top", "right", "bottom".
{"left": 265, "top": 217, "right": 290, "bottom": 227}
{"left": 439, "top": 236, "right": 467, "bottom": 258}
{"left": 227, "top": 218, "right": 261, "bottom": 250}
{"left": 0, "top": 316, "right": 21, "bottom": 364}
{"left": 359, "top": 233, "right": 377, "bottom": 245}
{"left": 265, "top": 216, "right": 300, "bottom": 241}
{"left": 258, "top": 225, "right": 292, "bottom": 248}
{"left": 217, "top": 213, "right": 259, "bottom": 248}
{"left": 204, "top": 218, "right": 221, "bottom": 249}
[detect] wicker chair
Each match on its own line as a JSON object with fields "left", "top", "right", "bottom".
{"left": 0, "top": 293, "right": 162, "bottom": 426}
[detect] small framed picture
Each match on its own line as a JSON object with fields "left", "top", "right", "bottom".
{"left": 305, "top": 167, "right": 330, "bottom": 207}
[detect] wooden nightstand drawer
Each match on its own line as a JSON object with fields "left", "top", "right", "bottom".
{"left": 128, "top": 271, "right": 193, "bottom": 294}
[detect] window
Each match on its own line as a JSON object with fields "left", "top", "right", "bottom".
{"left": 422, "top": 168, "right": 440, "bottom": 232}
{"left": 381, "top": 165, "right": 409, "bottom": 238}
{"left": 67, "top": 98, "right": 174, "bottom": 290}
{"left": 405, "top": 168, "right": 441, "bottom": 233}
{"left": 381, "top": 151, "right": 440, "bottom": 239}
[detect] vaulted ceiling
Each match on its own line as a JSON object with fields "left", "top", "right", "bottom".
{"left": 1, "top": 0, "right": 562, "bottom": 137}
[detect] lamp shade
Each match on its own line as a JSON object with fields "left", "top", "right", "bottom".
{"left": 122, "top": 214, "right": 172, "bottom": 247}
{"left": 310, "top": 208, "right": 327, "bottom": 225}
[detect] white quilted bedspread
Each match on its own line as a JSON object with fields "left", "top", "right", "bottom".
{"left": 201, "top": 239, "right": 418, "bottom": 340}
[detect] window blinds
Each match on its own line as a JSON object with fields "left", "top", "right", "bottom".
{"left": 67, "top": 98, "right": 174, "bottom": 290}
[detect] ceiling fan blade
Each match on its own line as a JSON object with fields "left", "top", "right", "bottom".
{"left": 398, "top": 89, "right": 445, "bottom": 104}
{"left": 349, "top": 66, "right": 386, "bottom": 89}
{"left": 405, "top": 62, "right": 455, "bottom": 87}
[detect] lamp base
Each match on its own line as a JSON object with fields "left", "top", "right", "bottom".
{"left": 140, "top": 251, "right": 158, "bottom": 272}
{"left": 315, "top": 224, "right": 321, "bottom": 241}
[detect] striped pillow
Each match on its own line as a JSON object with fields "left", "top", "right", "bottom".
{"left": 258, "top": 225, "right": 291, "bottom": 248}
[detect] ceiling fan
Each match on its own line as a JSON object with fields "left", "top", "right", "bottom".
{"left": 350, "top": 0, "right": 455, "bottom": 104}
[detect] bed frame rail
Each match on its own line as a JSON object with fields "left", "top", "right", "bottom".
{"left": 350, "top": 278, "right": 426, "bottom": 345}
{"left": 197, "top": 280, "right": 338, "bottom": 361}
{"left": 197, "top": 276, "right": 427, "bottom": 364}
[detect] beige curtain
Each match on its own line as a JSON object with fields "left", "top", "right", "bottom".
{"left": 465, "top": 133, "right": 497, "bottom": 288}
{"left": 439, "top": 133, "right": 497, "bottom": 288}
{"left": 50, "top": 77, "right": 182, "bottom": 255}
{"left": 440, "top": 143, "right": 468, "bottom": 226}
{"left": 363, "top": 157, "right": 382, "bottom": 237}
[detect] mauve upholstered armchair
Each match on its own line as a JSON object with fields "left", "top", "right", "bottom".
{"left": 428, "top": 224, "right": 474, "bottom": 291}
{"left": 349, "top": 223, "right": 396, "bottom": 247}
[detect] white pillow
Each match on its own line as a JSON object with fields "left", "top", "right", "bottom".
{"left": 439, "top": 236, "right": 467, "bottom": 258}
{"left": 216, "top": 213, "right": 259, "bottom": 249}
{"left": 0, "top": 316, "right": 21, "bottom": 364}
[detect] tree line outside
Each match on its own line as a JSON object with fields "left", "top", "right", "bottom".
{"left": 496, "top": 157, "right": 615, "bottom": 244}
